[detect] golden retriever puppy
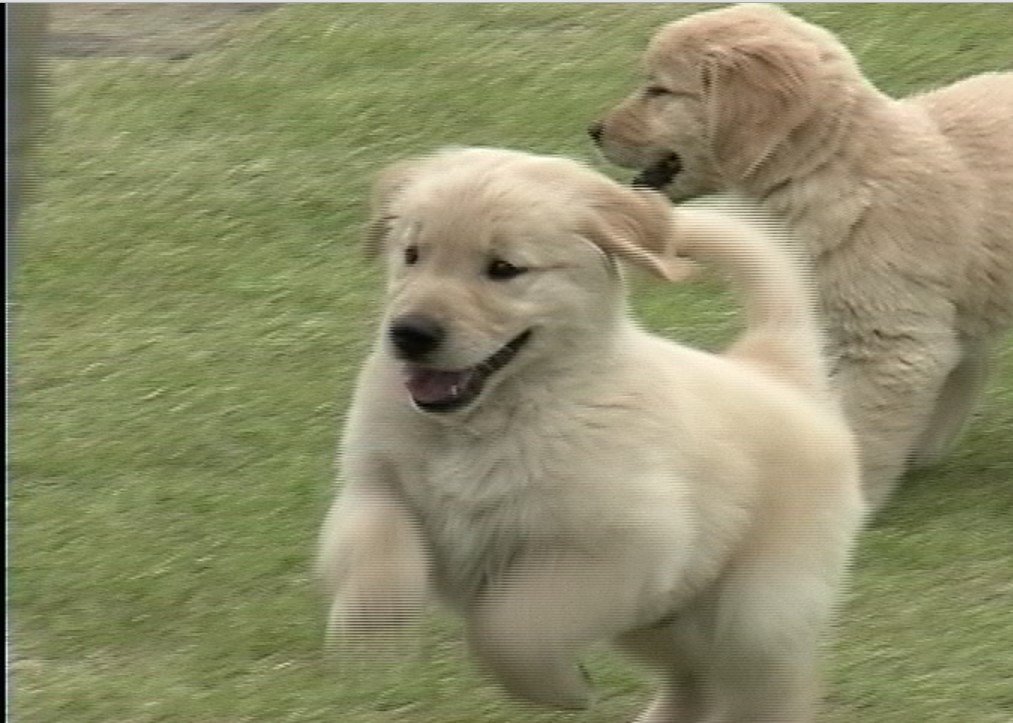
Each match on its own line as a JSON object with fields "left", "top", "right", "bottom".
{"left": 590, "top": 3, "right": 1013, "bottom": 510}
{"left": 317, "top": 147, "right": 865, "bottom": 722}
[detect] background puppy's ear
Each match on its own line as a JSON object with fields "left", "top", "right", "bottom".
{"left": 363, "top": 159, "right": 419, "bottom": 258}
{"left": 583, "top": 182, "right": 695, "bottom": 281}
{"left": 702, "top": 38, "right": 819, "bottom": 182}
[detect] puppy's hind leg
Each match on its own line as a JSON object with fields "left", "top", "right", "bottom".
{"left": 630, "top": 683, "right": 701, "bottom": 723}
{"left": 711, "top": 647, "right": 820, "bottom": 723}
{"left": 705, "top": 504, "right": 860, "bottom": 723}
{"left": 911, "top": 337, "right": 990, "bottom": 468}
{"left": 708, "top": 587, "right": 824, "bottom": 723}
{"left": 466, "top": 551, "right": 657, "bottom": 710}
{"left": 617, "top": 622, "right": 714, "bottom": 723}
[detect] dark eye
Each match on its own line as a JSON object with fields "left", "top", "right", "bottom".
{"left": 644, "top": 85, "right": 672, "bottom": 98}
{"left": 486, "top": 258, "right": 528, "bottom": 281}
{"left": 404, "top": 245, "right": 419, "bottom": 266}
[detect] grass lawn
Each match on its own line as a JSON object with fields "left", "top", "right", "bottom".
{"left": 10, "top": 4, "right": 1013, "bottom": 721}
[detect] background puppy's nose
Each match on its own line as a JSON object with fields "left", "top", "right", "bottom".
{"left": 390, "top": 314, "right": 445, "bottom": 360}
{"left": 587, "top": 121, "right": 604, "bottom": 145}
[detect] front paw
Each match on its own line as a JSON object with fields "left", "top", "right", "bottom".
{"left": 317, "top": 526, "right": 430, "bottom": 643}
{"left": 326, "top": 577, "right": 428, "bottom": 646}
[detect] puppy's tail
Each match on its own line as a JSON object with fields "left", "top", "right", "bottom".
{"left": 673, "top": 202, "right": 831, "bottom": 400}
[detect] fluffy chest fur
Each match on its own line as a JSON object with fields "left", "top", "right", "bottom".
{"left": 349, "top": 334, "right": 769, "bottom": 610}
{"left": 386, "top": 388, "right": 692, "bottom": 605}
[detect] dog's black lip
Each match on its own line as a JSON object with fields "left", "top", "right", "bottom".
{"left": 631, "top": 153, "right": 683, "bottom": 189}
{"left": 413, "top": 329, "right": 533, "bottom": 413}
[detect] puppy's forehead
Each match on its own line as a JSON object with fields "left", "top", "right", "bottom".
{"left": 650, "top": 4, "right": 776, "bottom": 53}
{"left": 645, "top": 27, "right": 703, "bottom": 75}
{"left": 649, "top": 5, "right": 822, "bottom": 57}
{"left": 396, "top": 167, "right": 583, "bottom": 244}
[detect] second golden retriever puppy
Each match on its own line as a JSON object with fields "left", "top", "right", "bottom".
{"left": 317, "top": 147, "right": 865, "bottom": 722}
{"left": 590, "top": 3, "right": 1013, "bottom": 510}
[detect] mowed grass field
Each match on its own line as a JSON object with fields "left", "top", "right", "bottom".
{"left": 10, "top": 4, "right": 1013, "bottom": 722}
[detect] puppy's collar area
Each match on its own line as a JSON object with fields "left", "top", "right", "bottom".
{"left": 402, "top": 329, "right": 533, "bottom": 414}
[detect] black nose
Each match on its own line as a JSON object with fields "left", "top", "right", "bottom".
{"left": 390, "top": 314, "right": 445, "bottom": 360}
{"left": 587, "top": 121, "right": 604, "bottom": 145}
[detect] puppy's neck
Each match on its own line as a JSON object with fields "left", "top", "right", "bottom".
{"left": 741, "top": 87, "right": 908, "bottom": 256}
{"left": 741, "top": 86, "right": 867, "bottom": 201}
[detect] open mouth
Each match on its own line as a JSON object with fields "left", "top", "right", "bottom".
{"left": 631, "top": 153, "right": 682, "bottom": 189}
{"left": 402, "top": 330, "right": 532, "bottom": 413}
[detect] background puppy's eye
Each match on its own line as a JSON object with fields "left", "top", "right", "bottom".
{"left": 644, "top": 85, "right": 672, "bottom": 98}
{"left": 486, "top": 258, "right": 528, "bottom": 281}
{"left": 404, "top": 245, "right": 420, "bottom": 266}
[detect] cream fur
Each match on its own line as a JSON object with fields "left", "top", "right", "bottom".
{"left": 593, "top": 3, "right": 1013, "bottom": 509}
{"left": 317, "top": 147, "right": 865, "bottom": 722}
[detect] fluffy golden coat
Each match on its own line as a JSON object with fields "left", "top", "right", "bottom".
{"left": 318, "top": 148, "right": 864, "bottom": 722}
{"left": 592, "top": 4, "right": 1013, "bottom": 509}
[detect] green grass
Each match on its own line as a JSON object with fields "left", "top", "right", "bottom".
{"left": 10, "top": 5, "right": 1013, "bottom": 721}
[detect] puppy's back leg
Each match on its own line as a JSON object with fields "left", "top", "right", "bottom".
{"left": 711, "top": 645, "right": 820, "bottom": 723}
{"left": 911, "top": 337, "right": 990, "bottom": 468}
{"left": 466, "top": 550, "right": 660, "bottom": 710}
{"left": 706, "top": 500, "right": 859, "bottom": 723}
{"left": 617, "top": 623, "right": 714, "bottom": 723}
{"left": 708, "top": 574, "right": 827, "bottom": 723}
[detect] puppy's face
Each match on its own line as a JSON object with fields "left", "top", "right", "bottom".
{"left": 592, "top": 48, "right": 720, "bottom": 202}
{"left": 366, "top": 148, "right": 690, "bottom": 416}
{"left": 590, "top": 5, "right": 857, "bottom": 198}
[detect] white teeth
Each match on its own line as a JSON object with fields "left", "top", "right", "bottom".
{"left": 450, "top": 384, "right": 460, "bottom": 397}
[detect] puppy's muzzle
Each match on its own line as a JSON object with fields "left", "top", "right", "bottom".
{"left": 631, "top": 153, "right": 683, "bottom": 189}
{"left": 390, "top": 314, "right": 445, "bottom": 361}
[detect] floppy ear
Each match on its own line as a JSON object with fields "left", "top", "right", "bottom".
{"left": 582, "top": 182, "right": 696, "bottom": 281}
{"left": 363, "top": 159, "right": 420, "bottom": 257}
{"left": 702, "top": 38, "right": 819, "bottom": 182}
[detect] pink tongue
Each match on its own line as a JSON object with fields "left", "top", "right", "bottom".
{"left": 404, "top": 368, "right": 472, "bottom": 404}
